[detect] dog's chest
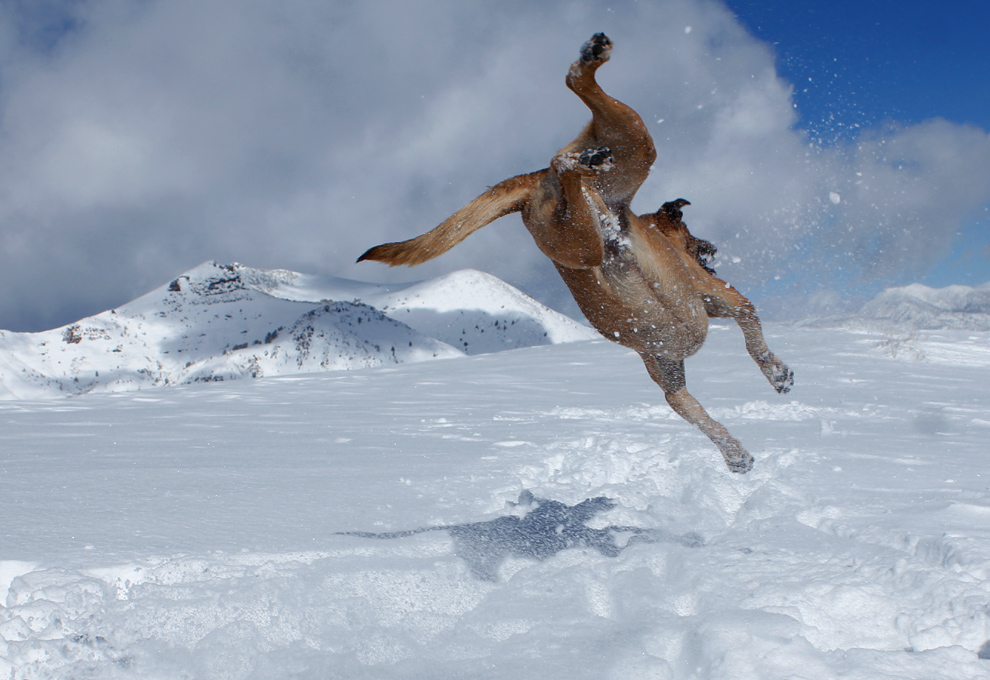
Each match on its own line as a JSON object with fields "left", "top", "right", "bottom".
{"left": 582, "top": 189, "right": 632, "bottom": 259}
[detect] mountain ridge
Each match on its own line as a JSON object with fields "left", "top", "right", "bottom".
{"left": 857, "top": 281, "right": 990, "bottom": 330}
{"left": 0, "top": 262, "right": 596, "bottom": 399}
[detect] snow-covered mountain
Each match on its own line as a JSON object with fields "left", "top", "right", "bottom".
{"left": 857, "top": 281, "right": 990, "bottom": 330}
{"left": 0, "top": 262, "right": 596, "bottom": 399}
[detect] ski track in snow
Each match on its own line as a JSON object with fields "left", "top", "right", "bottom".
{"left": 3, "top": 324, "right": 990, "bottom": 678}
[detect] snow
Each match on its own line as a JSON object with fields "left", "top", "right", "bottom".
{"left": 0, "top": 263, "right": 596, "bottom": 400}
{"left": 3, "top": 286, "right": 990, "bottom": 678}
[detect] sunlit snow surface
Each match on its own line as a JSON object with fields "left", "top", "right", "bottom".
{"left": 3, "top": 321, "right": 990, "bottom": 678}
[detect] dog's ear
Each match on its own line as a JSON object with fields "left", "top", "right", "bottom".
{"left": 660, "top": 198, "right": 691, "bottom": 222}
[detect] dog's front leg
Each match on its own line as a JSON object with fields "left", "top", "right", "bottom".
{"left": 700, "top": 281, "right": 794, "bottom": 394}
{"left": 523, "top": 148, "right": 617, "bottom": 269}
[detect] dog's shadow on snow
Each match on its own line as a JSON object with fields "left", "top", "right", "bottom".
{"left": 337, "top": 491, "right": 704, "bottom": 581}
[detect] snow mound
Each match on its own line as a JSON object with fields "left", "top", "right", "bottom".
{"left": 361, "top": 269, "right": 599, "bottom": 354}
{"left": 0, "top": 262, "right": 594, "bottom": 399}
{"left": 858, "top": 282, "right": 990, "bottom": 330}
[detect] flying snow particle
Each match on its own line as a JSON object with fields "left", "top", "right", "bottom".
{"left": 829, "top": 192, "right": 841, "bottom": 205}
{"left": 684, "top": 26, "right": 692, "bottom": 34}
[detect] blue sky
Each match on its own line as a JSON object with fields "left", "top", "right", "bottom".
{"left": 0, "top": 0, "right": 988, "bottom": 331}
{"left": 729, "top": 1, "right": 990, "bottom": 133}
{"left": 726, "top": 0, "right": 990, "bottom": 288}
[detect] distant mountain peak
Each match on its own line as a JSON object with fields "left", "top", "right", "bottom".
{"left": 859, "top": 281, "right": 990, "bottom": 330}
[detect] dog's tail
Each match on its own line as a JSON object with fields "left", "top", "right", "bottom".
{"left": 357, "top": 170, "right": 544, "bottom": 267}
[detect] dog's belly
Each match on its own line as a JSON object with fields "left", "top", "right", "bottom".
{"left": 555, "top": 257, "right": 708, "bottom": 359}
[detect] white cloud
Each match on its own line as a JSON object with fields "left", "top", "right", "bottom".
{"left": 0, "top": 0, "right": 987, "bottom": 330}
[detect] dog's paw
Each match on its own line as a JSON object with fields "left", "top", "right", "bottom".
{"left": 578, "top": 146, "right": 613, "bottom": 170}
{"left": 580, "top": 33, "right": 612, "bottom": 63}
{"left": 713, "top": 435, "right": 754, "bottom": 474}
{"left": 726, "top": 454, "right": 754, "bottom": 474}
{"left": 552, "top": 148, "right": 613, "bottom": 176}
{"left": 759, "top": 353, "right": 794, "bottom": 394}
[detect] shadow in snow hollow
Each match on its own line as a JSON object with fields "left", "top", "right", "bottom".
{"left": 338, "top": 492, "right": 704, "bottom": 581}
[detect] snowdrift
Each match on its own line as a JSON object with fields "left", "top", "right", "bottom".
{"left": 0, "top": 262, "right": 596, "bottom": 399}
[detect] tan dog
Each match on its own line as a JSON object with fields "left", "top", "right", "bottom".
{"left": 359, "top": 33, "right": 792, "bottom": 473}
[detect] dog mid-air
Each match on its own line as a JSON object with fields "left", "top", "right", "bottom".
{"left": 358, "top": 33, "right": 792, "bottom": 473}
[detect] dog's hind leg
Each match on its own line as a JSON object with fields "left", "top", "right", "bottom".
{"left": 564, "top": 33, "right": 656, "bottom": 203}
{"left": 641, "top": 353, "right": 754, "bottom": 473}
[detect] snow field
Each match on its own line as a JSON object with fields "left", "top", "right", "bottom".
{"left": 2, "top": 325, "right": 990, "bottom": 678}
